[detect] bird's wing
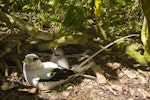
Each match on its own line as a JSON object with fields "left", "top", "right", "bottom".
{"left": 38, "top": 62, "right": 76, "bottom": 82}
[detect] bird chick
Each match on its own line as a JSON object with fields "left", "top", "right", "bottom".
{"left": 50, "top": 48, "right": 69, "bottom": 69}
{"left": 23, "top": 54, "right": 75, "bottom": 90}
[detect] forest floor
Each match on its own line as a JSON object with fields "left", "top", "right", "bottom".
{"left": 0, "top": 48, "right": 150, "bottom": 100}
{"left": 0, "top": 18, "right": 150, "bottom": 99}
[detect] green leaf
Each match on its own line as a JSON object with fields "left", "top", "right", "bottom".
{"left": 34, "top": 22, "right": 40, "bottom": 28}
{"left": 117, "top": 0, "right": 126, "bottom": 6}
{"left": 49, "top": 15, "right": 60, "bottom": 22}
{"left": 22, "top": 5, "right": 31, "bottom": 10}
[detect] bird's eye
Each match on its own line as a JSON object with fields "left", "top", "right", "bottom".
{"left": 33, "top": 57, "right": 39, "bottom": 61}
{"left": 54, "top": 53, "right": 60, "bottom": 56}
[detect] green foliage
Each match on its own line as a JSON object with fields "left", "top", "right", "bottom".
{"left": 0, "top": 0, "right": 146, "bottom": 67}
{"left": 0, "top": 0, "right": 142, "bottom": 39}
{"left": 62, "top": 5, "right": 85, "bottom": 28}
{"left": 100, "top": 0, "right": 142, "bottom": 37}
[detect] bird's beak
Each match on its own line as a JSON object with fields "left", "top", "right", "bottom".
{"left": 22, "top": 59, "right": 27, "bottom": 63}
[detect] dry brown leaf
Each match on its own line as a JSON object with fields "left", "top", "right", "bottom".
{"left": 80, "top": 79, "right": 95, "bottom": 90}
{"left": 10, "top": 71, "right": 18, "bottom": 77}
{"left": 18, "top": 87, "right": 37, "bottom": 93}
{"left": 122, "top": 68, "right": 137, "bottom": 79}
{"left": 29, "top": 87, "right": 37, "bottom": 93}
{"left": 107, "top": 62, "right": 121, "bottom": 69}
{"left": 96, "top": 74, "right": 107, "bottom": 84}
{"left": 117, "top": 69, "right": 124, "bottom": 78}
{"left": 137, "top": 69, "right": 150, "bottom": 77}
{"left": 18, "top": 88, "right": 30, "bottom": 92}
{"left": 62, "top": 91, "right": 71, "bottom": 97}
{"left": 137, "top": 74, "right": 147, "bottom": 84}
{"left": 91, "top": 63, "right": 107, "bottom": 84}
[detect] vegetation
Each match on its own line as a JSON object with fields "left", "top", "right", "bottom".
{"left": 0, "top": 0, "right": 150, "bottom": 99}
{"left": 0, "top": 0, "right": 145, "bottom": 65}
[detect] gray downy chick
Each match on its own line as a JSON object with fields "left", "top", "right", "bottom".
{"left": 50, "top": 48, "right": 69, "bottom": 69}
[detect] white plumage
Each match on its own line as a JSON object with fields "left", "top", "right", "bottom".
{"left": 23, "top": 54, "right": 76, "bottom": 90}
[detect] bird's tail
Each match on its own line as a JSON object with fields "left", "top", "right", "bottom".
{"left": 71, "top": 61, "right": 95, "bottom": 73}
{"left": 71, "top": 34, "right": 140, "bottom": 74}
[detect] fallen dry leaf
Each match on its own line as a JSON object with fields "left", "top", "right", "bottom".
{"left": 62, "top": 91, "right": 71, "bottom": 97}
{"left": 29, "top": 87, "right": 37, "bottom": 93}
{"left": 122, "top": 68, "right": 137, "bottom": 79}
{"left": 137, "top": 69, "right": 150, "bottom": 77}
{"left": 18, "top": 87, "right": 37, "bottom": 93}
{"left": 91, "top": 62, "right": 107, "bottom": 84}
{"left": 107, "top": 62, "right": 121, "bottom": 69}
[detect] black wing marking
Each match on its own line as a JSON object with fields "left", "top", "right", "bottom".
{"left": 38, "top": 68, "right": 76, "bottom": 82}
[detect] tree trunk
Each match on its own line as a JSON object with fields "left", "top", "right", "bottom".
{"left": 141, "top": 0, "right": 150, "bottom": 65}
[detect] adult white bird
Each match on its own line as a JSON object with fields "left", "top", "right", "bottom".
{"left": 50, "top": 48, "right": 69, "bottom": 69}
{"left": 23, "top": 54, "right": 76, "bottom": 90}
